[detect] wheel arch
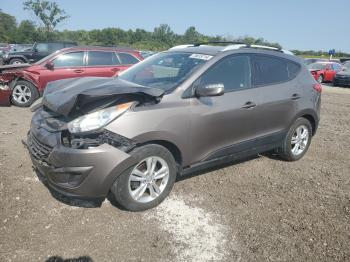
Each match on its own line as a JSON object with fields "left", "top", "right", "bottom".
{"left": 137, "top": 140, "right": 183, "bottom": 170}
{"left": 293, "top": 110, "right": 318, "bottom": 136}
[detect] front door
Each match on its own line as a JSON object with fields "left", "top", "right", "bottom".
{"left": 39, "top": 51, "right": 86, "bottom": 89}
{"left": 189, "top": 54, "right": 262, "bottom": 164}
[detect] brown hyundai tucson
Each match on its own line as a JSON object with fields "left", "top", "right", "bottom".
{"left": 24, "top": 42, "right": 321, "bottom": 211}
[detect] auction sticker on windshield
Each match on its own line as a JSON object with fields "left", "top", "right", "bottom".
{"left": 189, "top": 54, "right": 213, "bottom": 60}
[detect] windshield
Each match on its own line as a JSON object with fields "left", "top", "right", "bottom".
{"left": 118, "top": 52, "right": 210, "bottom": 92}
{"left": 308, "top": 63, "right": 327, "bottom": 70}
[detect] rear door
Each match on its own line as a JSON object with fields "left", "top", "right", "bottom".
{"left": 251, "top": 54, "right": 301, "bottom": 142}
{"left": 84, "top": 51, "right": 122, "bottom": 77}
{"left": 39, "top": 51, "right": 86, "bottom": 89}
{"left": 189, "top": 54, "right": 263, "bottom": 163}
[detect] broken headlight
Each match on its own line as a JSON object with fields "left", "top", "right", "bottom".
{"left": 67, "top": 102, "right": 134, "bottom": 134}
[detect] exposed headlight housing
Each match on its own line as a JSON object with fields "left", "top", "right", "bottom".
{"left": 67, "top": 102, "right": 134, "bottom": 134}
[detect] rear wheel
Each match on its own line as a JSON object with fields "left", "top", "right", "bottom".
{"left": 9, "top": 58, "right": 25, "bottom": 65}
{"left": 278, "top": 118, "right": 312, "bottom": 161}
{"left": 11, "top": 80, "right": 39, "bottom": 107}
{"left": 110, "top": 144, "right": 177, "bottom": 211}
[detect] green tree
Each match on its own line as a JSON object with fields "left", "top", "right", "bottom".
{"left": 23, "top": 0, "right": 69, "bottom": 33}
{"left": 15, "top": 20, "right": 37, "bottom": 43}
{"left": 183, "top": 26, "right": 201, "bottom": 44}
{"left": 153, "top": 24, "right": 175, "bottom": 47}
{"left": 0, "top": 10, "right": 17, "bottom": 42}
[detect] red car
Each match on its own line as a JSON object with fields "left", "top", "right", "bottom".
{"left": 0, "top": 46, "right": 143, "bottom": 106}
{"left": 308, "top": 61, "right": 343, "bottom": 83}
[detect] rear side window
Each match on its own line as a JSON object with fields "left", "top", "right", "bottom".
{"left": 35, "top": 43, "right": 49, "bottom": 52}
{"left": 252, "top": 55, "right": 300, "bottom": 86}
{"left": 48, "top": 43, "right": 64, "bottom": 52}
{"left": 118, "top": 53, "right": 139, "bottom": 64}
{"left": 87, "top": 51, "right": 120, "bottom": 66}
{"left": 200, "top": 55, "right": 251, "bottom": 92}
{"left": 53, "top": 52, "right": 84, "bottom": 67}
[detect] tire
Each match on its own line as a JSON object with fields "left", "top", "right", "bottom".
{"left": 110, "top": 144, "right": 177, "bottom": 211}
{"left": 317, "top": 74, "right": 323, "bottom": 83}
{"left": 9, "top": 58, "right": 25, "bottom": 65}
{"left": 278, "top": 117, "right": 312, "bottom": 161}
{"left": 11, "top": 80, "right": 39, "bottom": 107}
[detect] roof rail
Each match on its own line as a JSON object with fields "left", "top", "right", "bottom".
{"left": 193, "top": 41, "right": 247, "bottom": 47}
{"left": 168, "top": 42, "right": 293, "bottom": 55}
{"left": 168, "top": 44, "right": 194, "bottom": 50}
{"left": 222, "top": 44, "right": 282, "bottom": 52}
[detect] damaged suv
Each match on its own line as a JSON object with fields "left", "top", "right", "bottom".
{"left": 24, "top": 43, "right": 321, "bottom": 211}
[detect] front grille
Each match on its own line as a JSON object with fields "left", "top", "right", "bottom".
{"left": 27, "top": 132, "right": 53, "bottom": 161}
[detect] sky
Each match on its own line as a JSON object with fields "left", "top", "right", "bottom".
{"left": 1, "top": 0, "right": 349, "bottom": 52}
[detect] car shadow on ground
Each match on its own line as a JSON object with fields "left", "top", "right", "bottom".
{"left": 34, "top": 153, "right": 281, "bottom": 210}
{"left": 45, "top": 256, "right": 93, "bottom": 262}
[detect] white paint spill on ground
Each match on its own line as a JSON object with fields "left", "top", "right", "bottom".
{"left": 147, "top": 196, "right": 233, "bottom": 262}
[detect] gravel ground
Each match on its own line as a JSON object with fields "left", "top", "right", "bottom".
{"left": 0, "top": 85, "right": 349, "bottom": 262}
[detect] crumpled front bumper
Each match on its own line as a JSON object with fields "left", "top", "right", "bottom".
{"left": 23, "top": 126, "right": 137, "bottom": 200}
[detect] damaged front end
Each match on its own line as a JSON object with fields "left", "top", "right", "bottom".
{"left": 0, "top": 63, "right": 34, "bottom": 106}
{"left": 24, "top": 77, "right": 164, "bottom": 199}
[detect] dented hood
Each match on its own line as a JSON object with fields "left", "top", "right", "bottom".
{"left": 42, "top": 77, "right": 164, "bottom": 117}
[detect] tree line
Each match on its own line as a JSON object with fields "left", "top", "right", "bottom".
{"left": 0, "top": 11, "right": 282, "bottom": 51}
{"left": 0, "top": 0, "right": 349, "bottom": 57}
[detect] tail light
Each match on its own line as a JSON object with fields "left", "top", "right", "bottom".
{"left": 313, "top": 83, "right": 322, "bottom": 93}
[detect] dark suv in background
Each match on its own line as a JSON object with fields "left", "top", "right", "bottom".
{"left": 2, "top": 42, "right": 77, "bottom": 64}
{"left": 25, "top": 42, "right": 321, "bottom": 211}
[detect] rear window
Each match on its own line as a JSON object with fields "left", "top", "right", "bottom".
{"left": 118, "top": 53, "right": 139, "bottom": 64}
{"left": 87, "top": 51, "right": 119, "bottom": 66}
{"left": 252, "top": 55, "right": 300, "bottom": 86}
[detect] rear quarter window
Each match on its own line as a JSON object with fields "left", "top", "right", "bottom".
{"left": 118, "top": 53, "right": 139, "bottom": 64}
{"left": 252, "top": 54, "right": 300, "bottom": 86}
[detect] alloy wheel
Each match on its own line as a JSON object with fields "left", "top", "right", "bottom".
{"left": 291, "top": 125, "right": 309, "bottom": 156}
{"left": 12, "top": 84, "right": 32, "bottom": 104}
{"left": 128, "top": 156, "right": 170, "bottom": 203}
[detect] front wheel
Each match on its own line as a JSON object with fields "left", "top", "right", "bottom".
{"left": 110, "top": 144, "right": 177, "bottom": 211}
{"left": 11, "top": 80, "right": 39, "bottom": 107}
{"left": 278, "top": 118, "right": 312, "bottom": 161}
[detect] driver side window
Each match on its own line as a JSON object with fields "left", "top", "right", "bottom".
{"left": 200, "top": 55, "right": 251, "bottom": 92}
{"left": 52, "top": 52, "right": 85, "bottom": 67}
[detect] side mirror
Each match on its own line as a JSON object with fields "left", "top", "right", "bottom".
{"left": 45, "top": 61, "right": 54, "bottom": 70}
{"left": 34, "top": 47, "right": 38, "bottom": 53}
{"left": 195, "top": 83, "right": 225, "bottom": 97}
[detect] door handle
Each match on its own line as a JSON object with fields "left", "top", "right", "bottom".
{"left": 291, "top": 93, "right": 301, "bottom": 100}
{"left": 242, "top": 101, "right": 257, "bottom": 109}
{"left": 74, "top": 69, "right": 84, "bottom": 73}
